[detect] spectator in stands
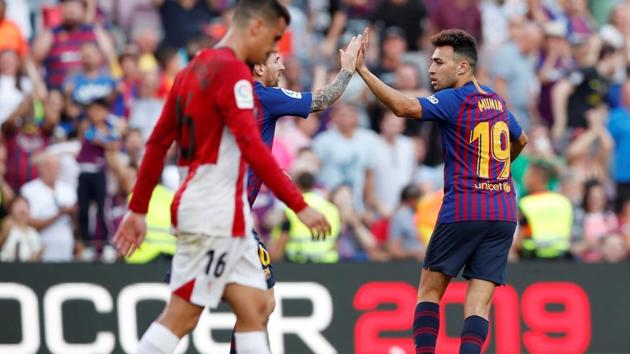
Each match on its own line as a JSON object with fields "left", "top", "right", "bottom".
{"left": 0, "top": 50, "right": 32, "bottom": 125}
{"left": 429, "top": 0, "right": 482, "bottom": 42}
{"left": 0, "top": 195, "right": 43, "bottom": 262}
{"left": 281, "top": 55, "right": 306, "bottom": 92}
{"left": 515, "top": 160, "right": 573, "bottom": 260}
{"left": 370, "top": 0, "right": 428, "bottom": 51}
{"left": 562, "top": 0, "right": 595, "bottom": 39}
{"left": 313, "top": 102, "right": 378, "bottom": 217}
{"left": 387, "top": 184, "right": 425, "bottom": 261}
{"left": 373, "top": 27, "right": 408, "bottom": 87}
{"left": 491, "top": 21, "right": 544, "bottom": 130}
{"left": 270, "top": 172, "right": 341, "bottom": 263}
{"left": 371, "top": 111, "right": 416, "bottom": 215}
{"left": 63, "top": 42, "right": 118, "bottom": 107}
{"left": 21, "top": 152, "right": 77, "bottom": 262}
{"left": 0, "top": 0, "right": 28, "bottom": 57}
{"left": 608, "top": 78, "right": 630, "bottom": 210}
{"left": 537, "top": 21, "right": 574, "bottom": 128}
{"left": 132, "top": 27, "right": 161, "bottom": 73}
{"left": 413, "top": 137, "right": 443, "bottom": 193}
{"left": 525, "top": 0, "right": 558, "bottom": 25}
{"left": 572, "top": 179, "right": 618, "bottom": 262}
{"left": 330, "top": 184, "right": 389, "bottom": 262}
{"left": 156, "top": 46, "right": 183, "bottom": 98}
{"left": 117, "top": 50, "right": 141, "bottom": 118}
{"left": 564, "top": 104, "right": 614, "bottom": 187}
{"left": 129, "top": 70, "right": 163, "bottom": 139}
{"left": 0, "top": 144, "right": 13, "bottom": 220}
{"left": 152, "top": 0, "right": 216, "bottom": 49}
{"left": 2, "top": 96, "right": 57, "bottom": 191}
{"left": 32, "top": 0, "right": 115, "bottom": 89}
{"left": 76, "top": 97, "right": 120, "bottom": 257}
{"left": 552, "top": 44, "right": 621, "bottom": 143}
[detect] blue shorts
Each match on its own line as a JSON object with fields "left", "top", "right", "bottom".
{"left": 164, "top": 230, "right": 276, "bottom": 289}
{"left": 423, "top": 221, "right": 516, "bottom": 285}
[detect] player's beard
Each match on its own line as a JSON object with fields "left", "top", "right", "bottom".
{"left": 272, "top": 73, "right": 281, "bottom": 87}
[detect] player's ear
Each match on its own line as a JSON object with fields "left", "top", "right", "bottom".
{"left": 457, "top": 61, "right": 468, "bottom": 75}
{"left": 253, "top": 64, "right": 264, "bottom": 76}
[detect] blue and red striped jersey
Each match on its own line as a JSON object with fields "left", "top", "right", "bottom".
{"left": 418, "top": 81, "right": 523, "bottom": 223}
{"left": 247, "top": 82, "right": 312, "bottom": 205}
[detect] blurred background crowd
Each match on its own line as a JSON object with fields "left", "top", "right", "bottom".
{"left": 0, "top": 0, "right": 628, "bottom": 265}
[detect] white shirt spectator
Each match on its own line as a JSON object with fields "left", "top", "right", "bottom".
{"left": 129, "top": 97, "right": 164, "bottom": 140}
{"left": 371, "top": 135, "right": 416, "bottom": 212}
{"left": 0, "top": 225, "right": 41, "bottom": 262}
{"left": 0, "top": 74, "right": 31, "bottom": 124}
{"left": 21, "top": 179, "right": 76, "bottom": 262}
{"left": 313, "top": 128, "right": 377, "bottom": 213}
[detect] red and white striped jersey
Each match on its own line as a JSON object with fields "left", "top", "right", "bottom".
{"left": 129, "top": 48, "right": 307, "bottom": 237}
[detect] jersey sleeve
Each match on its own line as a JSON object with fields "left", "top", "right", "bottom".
{"left": 418, "top": 89, "right": 460, "bottom": 122}
{"left": 128, "top": 76, "right": 179, "bottom": 214}
{"left": 217, "top": 63, "right": 307, "bottom": 213}
{"left": 507, "top": 110, "right": 523, "bottom": 141}
{"left": 258, "top": 86, "right": 312, "bottom": 119}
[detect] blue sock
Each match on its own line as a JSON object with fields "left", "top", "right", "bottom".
{"left": 459, "top": 315, "right": 489, "bottom": 354}
{"left": 413, "top": 302, "right": 440, "bottom": 354}
{"left": 230, "top": 329, "right": 236, "bottom": 354}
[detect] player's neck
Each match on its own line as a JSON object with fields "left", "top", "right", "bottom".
{"left": 454, "top": 74, "right": 478, "bottom": 89}
{"left": 214, "top": 30, "right": 248, "bottom": 62}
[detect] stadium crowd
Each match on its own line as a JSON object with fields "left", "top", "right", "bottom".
{"left": 0, "top": 0, "right": 628, "bottom": 264}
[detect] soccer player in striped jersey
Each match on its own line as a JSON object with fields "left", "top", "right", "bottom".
{"left": 356, "top": 28, "right": 528, "bottom": 354}
{"left": 228, "top": 37, "right": 362, "bottom": 354}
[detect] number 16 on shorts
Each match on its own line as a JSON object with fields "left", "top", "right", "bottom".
{"left": 170, "top": 234, "right": 268, "bottom": 308}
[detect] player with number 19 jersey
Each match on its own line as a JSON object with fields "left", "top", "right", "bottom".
{"left": 418, "top": 81, "right": 523, "bottom": 223}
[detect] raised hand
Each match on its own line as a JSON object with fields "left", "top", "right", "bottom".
{"left": 113, "top": 211, "right": 147, "bottom": 257}
{"left": 356, "top": 28, "right": 369, "bottom": 73}
{"left": 339, "top": 34, "right": 363, "bottom": 73}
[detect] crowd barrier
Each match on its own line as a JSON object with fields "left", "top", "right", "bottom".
{"left": 0, "top": 262, "right": 628, "bottom": 354}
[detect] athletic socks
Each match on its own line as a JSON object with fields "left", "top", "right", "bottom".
{"left": 138, "top": 322, "right": 180, "bottom": 354}
{"left": 459, "top": 315, "right": 489, "bottom": 354}
{"left": 413, "top": 302, "right": 440, "bottom": 354}
{"left": 229, "top": 330, "right": 237, "bottom": 354}
{"left": 234, "top": 331, "right": 270, "bottom": 354}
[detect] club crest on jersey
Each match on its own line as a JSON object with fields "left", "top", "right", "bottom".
{"left": 234, "top": 79, "right": 254, "bottom": 109}
{"left": 427, "top": 95, "right": 439, "bottom": 104}
{"left": 280, "top": 88, "right": 302, "bottom": 99}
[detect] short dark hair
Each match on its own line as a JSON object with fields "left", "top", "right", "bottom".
{"left": 400, "top": 184, "right": 421, "bottom": 202}
{"left": 296, "top": 172, "right": 316, "bottom": 191}
{"left": 431, "top": 29, "right": 478, "bottom": 68}
{"left": 233, "top": 0, "right": 291, "bottom": 26}
{"left": 598, "top": 43, "right": 617, "bottom": 61}
{"left": 582, "top": 179, "right": 605, "bottom": 212}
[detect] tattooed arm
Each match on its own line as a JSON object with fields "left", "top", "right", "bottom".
{"left": 311, "top": 69, "right": 353, "bottom": 112}
{"left": 310, "top": 34, "right": 363, "bottom": 112}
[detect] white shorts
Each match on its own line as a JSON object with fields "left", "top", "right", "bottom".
{"left": 169, "top": 233, "right": 267, "bottom": 308}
